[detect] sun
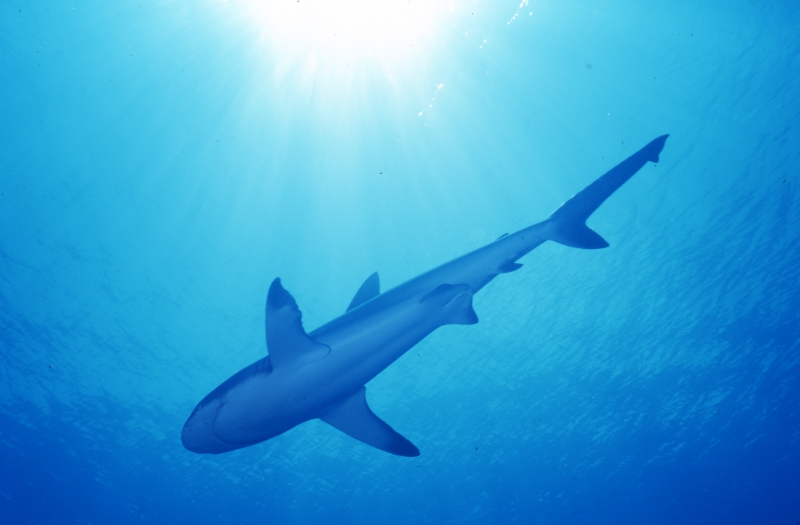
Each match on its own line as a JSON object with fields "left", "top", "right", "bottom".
{"left": 234, "top": 0, "right": 454, "bottom": 63}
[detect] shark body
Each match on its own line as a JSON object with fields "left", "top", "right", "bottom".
{"left": 182, "top": 135, "right": 669, "bottom": 457}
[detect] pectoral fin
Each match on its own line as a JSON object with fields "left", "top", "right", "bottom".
{"left": 265, "top": 278, "right": 330, "bottom": 369}
{"left": 319, "top": 387, "right": 420, "bottom": 457}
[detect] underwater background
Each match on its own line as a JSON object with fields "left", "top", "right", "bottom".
{"left": 2, "top": 0, "right": 799, "bottom": 523}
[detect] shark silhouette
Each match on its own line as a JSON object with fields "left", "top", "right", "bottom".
{"left": 182, "top": 135, "right": 669, "bottom": 457}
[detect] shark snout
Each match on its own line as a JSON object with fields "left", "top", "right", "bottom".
{"left": 181, "top": 400, "right": 242, "bottom": 454}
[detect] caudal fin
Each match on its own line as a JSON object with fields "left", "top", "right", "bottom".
{"left": 545, "top": 134, "right": 668, "bottom": 249}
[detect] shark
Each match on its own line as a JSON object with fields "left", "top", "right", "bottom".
{"left": 182, "top": 134, "right": 669, "bottom": 457}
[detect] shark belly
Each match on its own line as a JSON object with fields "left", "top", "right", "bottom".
{"left": 210, "top": 285, "right": 479, "bottom": 449}
{"left": 315, "top": 283, "right": 480, "bottom": 393}
{"left": 211, "top": 364, "right": 336, "bottom": 446}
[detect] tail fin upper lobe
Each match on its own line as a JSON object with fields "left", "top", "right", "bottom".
{"left": 545, "top": 134, "right": 668, "bottom": 249}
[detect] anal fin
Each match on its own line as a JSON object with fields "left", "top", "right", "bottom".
{"left": 547, "top": 223, "right": 609, "bottom": 249}
{"left": 319, "top": 387, "right": 420, "bottom": 457}
{"left": 497, "top": 261, "right": 523, "bottom": 273}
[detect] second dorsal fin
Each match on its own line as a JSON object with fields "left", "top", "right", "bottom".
{"left": 346, "top": 272, "right": 380, "bottom": 312}
{"left": 265, "top": 278, "right": 330, "bottom": 370}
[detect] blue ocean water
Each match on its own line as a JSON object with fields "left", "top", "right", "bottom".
{"left": 2, "top": 0, "right": 799, "bottom": 523}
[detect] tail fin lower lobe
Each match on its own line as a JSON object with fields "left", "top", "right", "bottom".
{"left": 545, "top": 134, "right": 668, "bottom": 249}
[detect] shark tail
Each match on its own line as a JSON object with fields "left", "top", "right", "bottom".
{"left": 544, "top": 134, "right": 668, "bottom": 249}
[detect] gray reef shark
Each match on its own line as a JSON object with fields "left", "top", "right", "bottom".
{"left": 182, "top": 134, "right": 669, "bottom": 457}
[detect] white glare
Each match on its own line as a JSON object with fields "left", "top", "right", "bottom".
{"left": 239, "top": 0, "right": 448, "bottom": 61}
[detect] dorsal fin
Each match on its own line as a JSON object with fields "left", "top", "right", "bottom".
{"left": 346, "top": 272, "right": 380, "bottom": 312}
{"left": 265, "top": 278, "right": 330, "bottom": 369}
